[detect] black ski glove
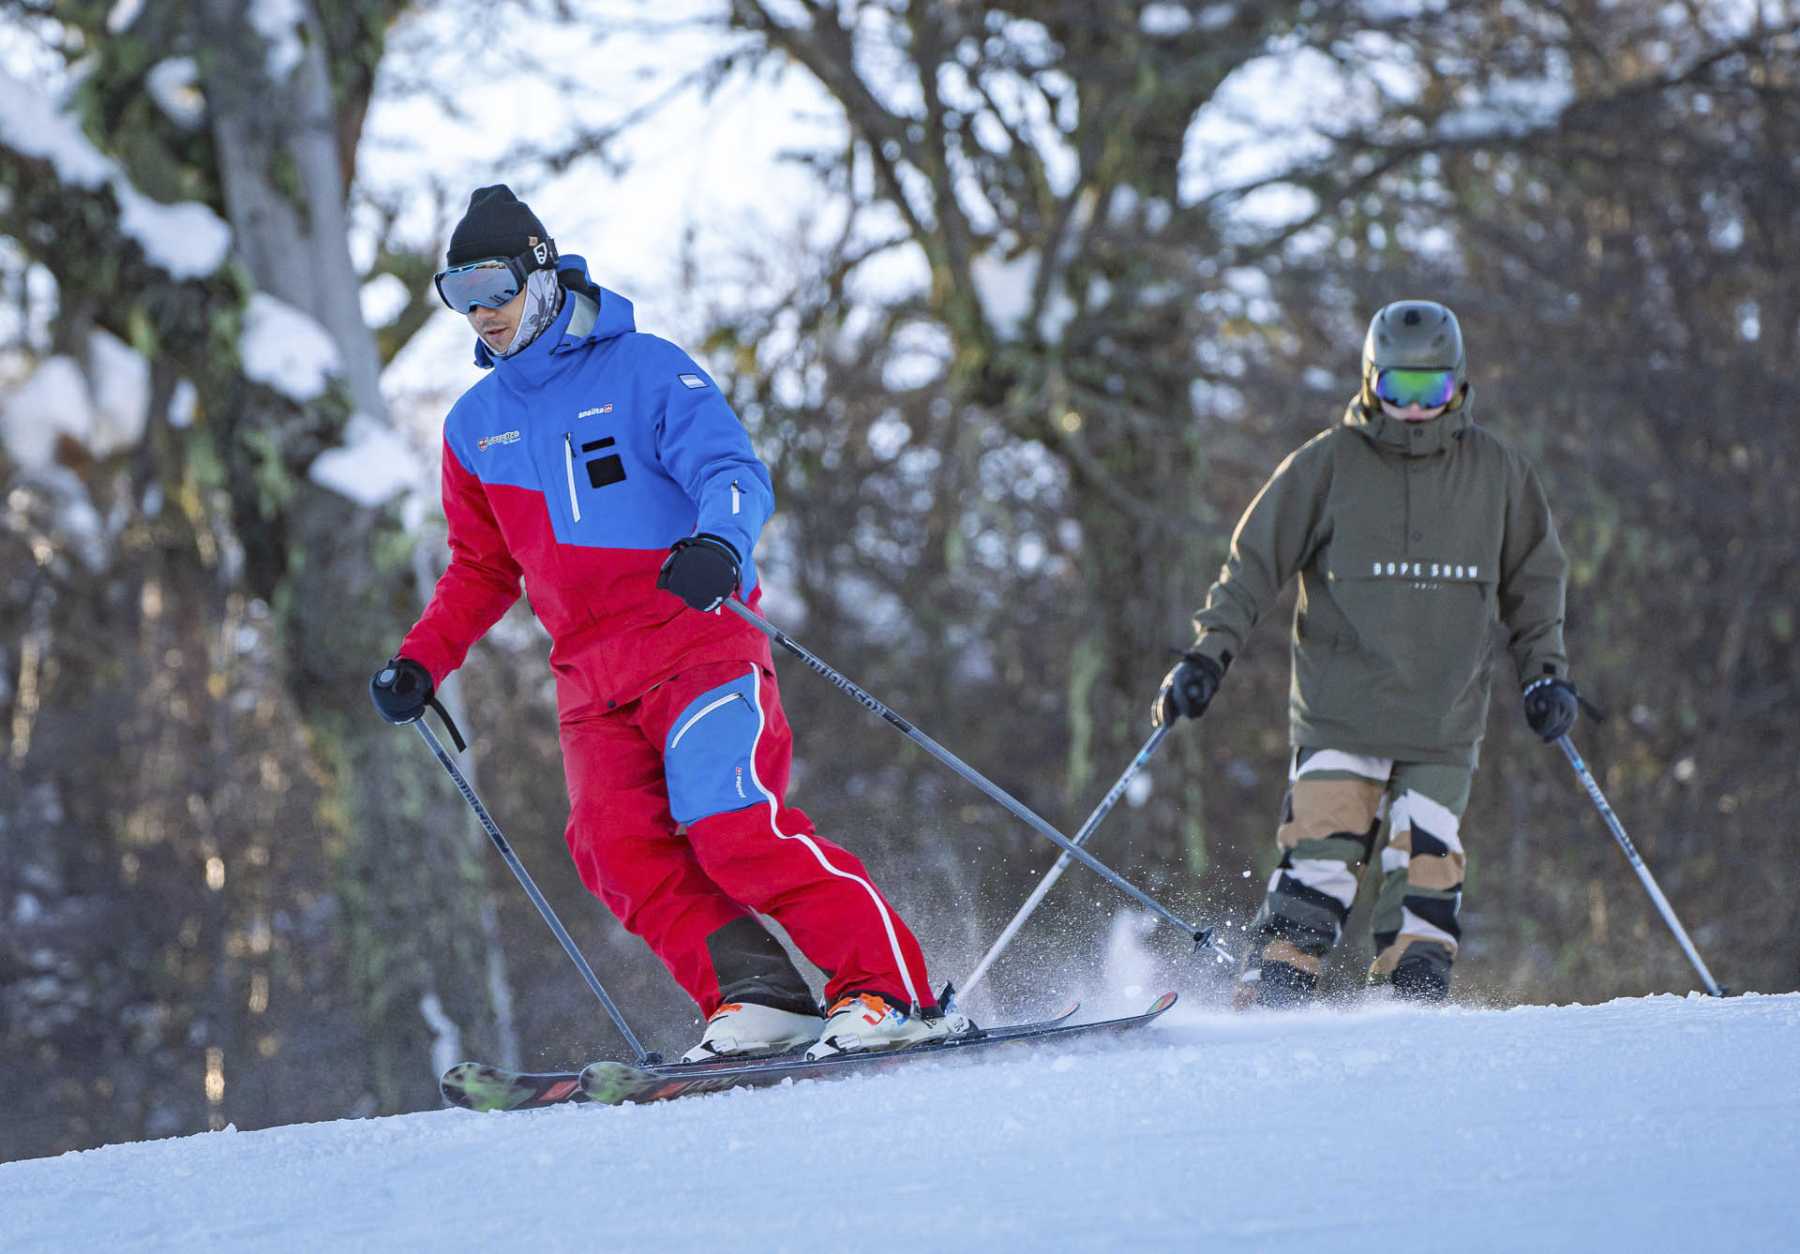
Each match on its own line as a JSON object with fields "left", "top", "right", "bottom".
{"left": 370, "top": 657, "right": 434, "bottom": 725}
{"left": 1152, "top": 652, "right": 1224, "bottom": 728}
{"left": 657, "top": 533, "right": 740, "bottom": 612}
{"left": 1522, "top": 675, "right": 1580, "bottom": 742}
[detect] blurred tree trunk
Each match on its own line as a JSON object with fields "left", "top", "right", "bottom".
{"left": 0, "top": 0, "right": 509, "bottom": 1158}
{"left": 196, "top": 0, "right": 508, "bottom": 1110}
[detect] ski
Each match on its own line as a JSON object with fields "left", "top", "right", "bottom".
{"left": 438, "top": 1028, "right": 866, "bottom": 1114}
{"left": 439, "top": 1063, "right": 591, "bottom": 1113}
{"left": 443, "top": 998, "right": 1099, "bottom": 1112}
{"left": 580, "top": 992, "right": 1176, "bottom": 1107}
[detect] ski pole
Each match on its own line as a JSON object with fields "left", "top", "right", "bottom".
{"left": 410, "top": 717, "right": 656, "bottom": 1063}
{"left": 725, "top": 600, "right": 1230, "bottom": 962}
{"left": 962, "top": 727, "right": 1171, "bottom": 995}
{"left": 1556, "top": 735, "right": 1723, "bottom": 997}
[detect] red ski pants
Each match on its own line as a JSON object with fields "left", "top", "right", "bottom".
{"left": 559, "top": 659, "right": 933, "bottom": 1016}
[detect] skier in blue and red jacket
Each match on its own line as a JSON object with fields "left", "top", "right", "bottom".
{"left": 370, "top": 186, "right": 963, "bottom": 1060}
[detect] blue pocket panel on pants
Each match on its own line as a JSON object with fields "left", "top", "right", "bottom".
{"left": 663, "top": 671, "right": 764, "bottom": 825}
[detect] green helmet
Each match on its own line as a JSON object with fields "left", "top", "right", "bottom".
{"left": 1361, "top": 300, "right": 1466, "bottom": 410}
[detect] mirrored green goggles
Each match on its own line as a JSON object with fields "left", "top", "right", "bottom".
{"left": 1375, "top": 367, "right": 1457, "bottom": 409}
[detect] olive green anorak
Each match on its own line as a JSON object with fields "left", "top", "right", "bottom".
{"left": 1191, "top": 395, "right": 1567, "bottom": 766}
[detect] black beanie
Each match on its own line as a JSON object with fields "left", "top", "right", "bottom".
{"left": 447, "top": 185, "right": 549, "bottom": 267}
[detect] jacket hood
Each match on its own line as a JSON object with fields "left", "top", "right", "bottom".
{"left": 1341, "top": 385, "right": 1476, "bottom": 456}
{"left": 472, "top": 253, "right": 635, "bottom": 372}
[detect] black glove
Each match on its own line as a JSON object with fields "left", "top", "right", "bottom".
{"left": 1152, "top": 652, "right": 1224, "bottom": 728}
{"left": 657, "top": 533, "right": 740, "bottom": 612}
{"left": 1522, "top": 675, "right": 1579, "bottom": 742}
{"left": 370, "top": 657, "right": 434, "bottom": 725}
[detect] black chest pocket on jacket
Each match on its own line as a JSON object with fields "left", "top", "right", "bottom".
{"left": 582, "top": 437, "right": 627, "bottom": 489}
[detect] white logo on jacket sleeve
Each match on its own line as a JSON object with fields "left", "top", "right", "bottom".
{"left": 477, "top": 430, "right": 521, "bottom": 451}
{"left": 678, "top": 373, "right": 708, "bottom": 390}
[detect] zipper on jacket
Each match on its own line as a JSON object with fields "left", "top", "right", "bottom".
{"left": 668, "top": 693, "right": 743, "bottom": 751}
{"left": 730, "top": 479, "right": 741, "bottom": 515}
{"left": 564, "top": 433, "right": 582, "bottom": 523}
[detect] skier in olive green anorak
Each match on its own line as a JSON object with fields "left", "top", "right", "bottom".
{"left": 1154, "top": 300, "right": 1582, "bottom": 1006}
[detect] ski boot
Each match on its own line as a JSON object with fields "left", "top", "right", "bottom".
{"left": 682, "top": 1001, "right": 823, "bottom": 1063}
{"left": 805, "top": 992, "right": 971, "bottom": 1060}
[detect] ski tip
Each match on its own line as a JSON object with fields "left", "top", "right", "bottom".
{"left": 440, "top": 1061, "right": 485, "bottom": 1089}
{"left": 439, "top": 1062, "right": 504, "bottom": 1111}
{"left": 579, "top": 1060, "right": 643, "bottom": 1106}
{"left": 1146, "top": 991, "right": 1178, "bottom": 1014}
{"left": 440, "top": 1061, "right": 582, "bottom": 1113}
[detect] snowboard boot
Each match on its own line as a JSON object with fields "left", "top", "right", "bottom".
{"left": 1252, "top": 959, "right": 1320, "bottom": 1008}
{"left": 681, "top": 1001, "right": 823, "bottom": 1063}
{"left": 1386, "top": 945, "right": 1453, "bottom": 1004}
{"left": 1233, "top": 937, "right": 1321, "bottom": 1010}
{"left": 804, "top": 992, "right": 971, "bottom": 1060}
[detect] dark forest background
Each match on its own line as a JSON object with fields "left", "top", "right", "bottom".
{"left": 3, "top": 0, "right": 1794, "bottom": 1162}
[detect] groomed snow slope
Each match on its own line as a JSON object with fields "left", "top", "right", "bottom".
{"left": 4, "top": 993, "right": 1796, "bottom": 1252}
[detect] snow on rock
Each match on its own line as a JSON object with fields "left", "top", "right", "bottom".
{"left": 84, "top": 329, "right": 150, "bottom": 456}
{"left": 114, "top": 186, "right": 233, "bottom": 280}
{"left": 0, "top": 71, "right": 114, "bottom": 189}
{"left": 239, "top": 293, "right": 340, "bottom": 402}
{"left": 307, "top": 414, "right": 413, "bottom": 508}
{"left": 145, "top": 59, "right": 205, "bottom": 130}
{"left": 0, "top": 356, "right": 91, "bottom": 471}
{"left": 0, "top": 335, "right": 150, "bottom": 565}
{"left": 1, "top": 993, "right": 1796, "bottom": 1251}
{"left": 0, "top": 69, "right": 231, "bottom": 279}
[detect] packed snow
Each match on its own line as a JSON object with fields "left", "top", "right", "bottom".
{"left": 3, "top": 991, "right": 1795, "bottom": 1252}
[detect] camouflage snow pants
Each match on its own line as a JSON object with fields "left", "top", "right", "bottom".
{"left": 1236, "top": 748, "right": 1472, "bottom": 1005}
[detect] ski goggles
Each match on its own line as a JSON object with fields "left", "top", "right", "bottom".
{"left": 1374, "top": 367, "right": 1457, "bottom": 409}
{"left": 433, "top": 240, "right": 558, "bottom": 313}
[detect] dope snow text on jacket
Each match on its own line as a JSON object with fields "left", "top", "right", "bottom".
{"left": 1190, "top": 394, "right": 1568, "bottom": 765}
